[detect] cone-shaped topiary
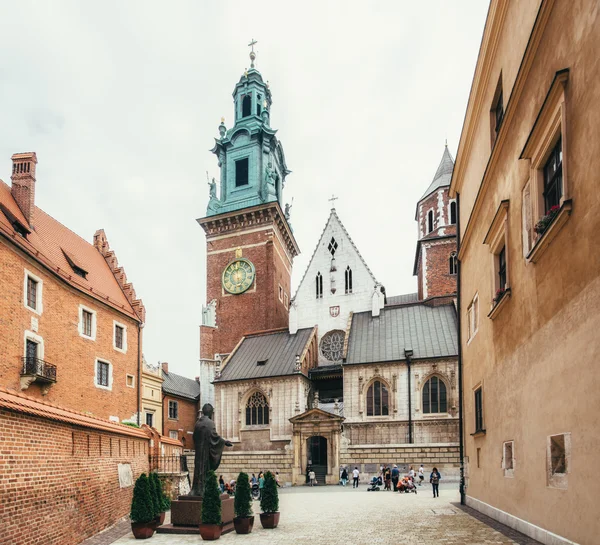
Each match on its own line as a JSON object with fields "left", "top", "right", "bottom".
{"left": 201, "top": 470, "right": 222, "bottom": 525}
{"left": 130, "top": 473, "right": 155, "bottom": 523}
{"left": 234, "top": 472, "right": 253, "bottom": 518}
{"left": 260, "top": 471, "right": 279, "bottom": 514}
{"left": 149, "top": 472, "right": 161, "bottom": 516}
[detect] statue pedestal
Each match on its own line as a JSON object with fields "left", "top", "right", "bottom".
{"left": 157, "top": 494, "right": 234, "bottom": 535}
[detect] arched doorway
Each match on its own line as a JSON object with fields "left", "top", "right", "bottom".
{"left": 307, "top": 436, "right": 327, "bottom": 484}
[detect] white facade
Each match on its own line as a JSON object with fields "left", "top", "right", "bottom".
{"left": 290, "top": 209, "right": 383, "bottom": 364}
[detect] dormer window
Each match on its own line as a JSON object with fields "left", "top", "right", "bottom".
{"left": 242, "top": 95, "right": 252, "bottom": 118}
{"left": 257, "top": 359, "right": 268, "bottom": 366}
{"left": 0, "top": 204, "right": 30, "bottom": 238}
{"left": 62, "top": 249, "right": 88, "bottom": 279}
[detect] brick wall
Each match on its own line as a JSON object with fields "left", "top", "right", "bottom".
{"left": 0, "top": 241, "right": 140, "bottom": 422}
{"left": 0, "top": 408, "right": 149, "bottom": 545}
{"left": 203, "top": 219, "right": 292, "bottom": 356}
{"left": 423, "top": 239, "right": 457, "bottom": 298}
{"left": 162, "top": 394, "right": 198, "bottom": 450}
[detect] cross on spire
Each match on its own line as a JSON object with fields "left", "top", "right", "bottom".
{"left": 248, "top": 38, "right": 258, "bottom": 68}
{"left": 328, "top": 195, "right": 339, "bottom": 208}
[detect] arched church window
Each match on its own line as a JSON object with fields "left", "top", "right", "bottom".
{"left": 345, "top": 266, "right": 353, "bottom": 294}
{"left": 449, "top": 252, "right": 457, "bottom": 275}
{"left": 450, "top": 201, "right": 457, "bottom": 225}
{"left": 427, "top": 210, "right": 434, "bottom": 233}
{"left": 316, "top": 272, "right": 323, "bottom": 299}
{"left": 366, "top": 380, "right": 389, "bottom": 416}
{"left": 320, "top": 330, "right": 345, "bottom": 362}
{"left": 422, "top": 376, "right": 447, "bottom": 414}
{"left": 242, "top": 95, "right": 252, "bottom": 118}
{"left": 246, "top": 391, "right": 269, "bottom": 425}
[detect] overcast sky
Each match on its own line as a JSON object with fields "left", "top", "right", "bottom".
{"left": 0, "top": 1, "right": 488, "bottom": 378}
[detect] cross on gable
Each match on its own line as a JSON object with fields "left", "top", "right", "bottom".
{"left": 328, "top": 195, "right": 339, "bottom": 207}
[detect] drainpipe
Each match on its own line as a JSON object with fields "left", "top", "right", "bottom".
{"left": 456, "top": 193, "right": 466, "bottom": 505}
{"left": 137, "top": 322, "right": 144, "bottom": 426}
{"left": 404, "top": 348, "right": 414, "bottom": 444}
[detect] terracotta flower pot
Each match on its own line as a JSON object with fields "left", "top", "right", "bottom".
{"left": 233, "top": 515, "right": 255, "bottom": 534}
{"left": 260, "top": 512, "right": 280, "bottom": 529}
{"left": 155, "top": 512, "right": 166, "bottom": 526}
{"left": 131, "top": 521, "right": 155, "bottom": 539}
{"left": 199, "top": 523, "right": 222, "bottom": 541}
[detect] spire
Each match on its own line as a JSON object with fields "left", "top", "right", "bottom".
{"left": 419, "top": 145, "right": 455, "bottom": 201}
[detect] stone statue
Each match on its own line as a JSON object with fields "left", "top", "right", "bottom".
{"left": 284, "top": 202, "right": 292, "bottom": 220}
{"left": 190, "top": 403, "right": 232, "bottom": 497}
{"left": 208, "top": 177, "right": 217, "bottom": 199}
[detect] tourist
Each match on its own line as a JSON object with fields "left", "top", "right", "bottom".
{"left": 251, "top": 473, "right": 257, "bottom": 485}
{"left": 309, "top": 469, "right": 316, "bottom": 487}
{"left": 275, "top": 471, "right": 282, "bottom": 488}
{"left": 391, "top": 464, "right": 399, "bottom": 491}
{"left": 219, "top": 474, "right": 225, "bottom": 493}
{"left": 430, "top": 467, "right": 441, "bottom": 498}
{"left": 384, "top": 466, "right": 391, "bottom": 490}
{"left": 259, "top": 472, "right": 265, "bottom": 499}
{"left": 341, "top": 467, "right": 348, "bottom": 487}
{"left": 418, "top": 464, "right": 425, "bottom": 486}
{"left": 409, "top": 465, "right": 415, "bottom": 480}
{"left": 352, "top": 466, "right": 360, "bottom": 488}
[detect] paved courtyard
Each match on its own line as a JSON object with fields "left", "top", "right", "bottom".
{"left": 94, "top": 484, "right": 541, "bottom": 545}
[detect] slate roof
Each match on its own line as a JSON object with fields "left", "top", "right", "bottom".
{"left": 162, "top": 371, "right": 200, "bottom": 401}
{"left": 419, "top": 146, "right": 455, "bottom": 202}
{"left": 216, "top": 327, "right": 315, "bottom": 382}
{"left": 386, "top": 293, "right": 419, "bottom": 306}
{"left": 345, "top": 303, "right": 458, "bottom": 364}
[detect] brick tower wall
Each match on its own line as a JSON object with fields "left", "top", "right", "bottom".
{"left": 204, "top": 221, "right": 292, "bottom": 356}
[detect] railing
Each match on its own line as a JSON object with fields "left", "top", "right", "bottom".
{"left": 21, "top": 357, "right": 57, "bottom": 383}
{"left": 149, "top": 455, "right": 188, "bottom": 474}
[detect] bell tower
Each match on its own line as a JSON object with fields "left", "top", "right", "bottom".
{"left": 198, "top": 43, "right": 300, "bottom": 360}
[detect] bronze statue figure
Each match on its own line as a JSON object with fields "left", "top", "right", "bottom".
{"left": 190, "top": 403, "right": 232, "bottom": 497}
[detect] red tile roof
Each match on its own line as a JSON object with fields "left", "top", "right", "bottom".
{"left": 0, "top": 179, "right": 143, "bottom": 321}
{"left": 0, "top": 386, "right": 148, "bottom": 438}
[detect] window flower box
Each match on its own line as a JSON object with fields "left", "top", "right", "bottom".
{"left": 534, "top": 205, "right": 560, "bottom": 236}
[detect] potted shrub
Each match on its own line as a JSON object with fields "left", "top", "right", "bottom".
{"left": 534, "top": 205, "right": 560, "bottom": 236}
{"left": 233, "top": 472, "right": 254, "bottom": 534}
{"left": 130, "top": 473, "right": 156, "bottom": 539}
{"left": 259, "top": 471, "right": 280, "bottom": 529}
{"left": 150, "top": 472, "right": 166, "bottom": 526}
{"left": 199, "top": 470, "right": 222, "bottom": 540}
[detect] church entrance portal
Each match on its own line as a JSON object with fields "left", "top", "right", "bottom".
{"left": 307, "top": 436, "right": 327, "bottom": 485}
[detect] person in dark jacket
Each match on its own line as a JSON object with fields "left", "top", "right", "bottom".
{"left": 391, "top": 465, "right": 400, "bottom": 491}
{"left": 341, "top": 467, "right": 349, "bottom": 486}
{"left": 430, "top": 467, "right": 441, "bottom": 498}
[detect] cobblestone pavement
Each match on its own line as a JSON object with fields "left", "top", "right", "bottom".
{"left": 103, "top": 483, "right": 542, "bottom": 545}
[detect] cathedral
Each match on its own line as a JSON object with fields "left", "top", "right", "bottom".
{"left": 197, "top": 51, "right": 459, "bottom": 486}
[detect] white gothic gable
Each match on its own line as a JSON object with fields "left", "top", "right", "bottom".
{"left": 291, "top": 209, "right": 381, "bottom": 364}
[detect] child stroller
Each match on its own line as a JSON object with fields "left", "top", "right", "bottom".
{"left": 366, "top": 476, "right": 382, "bottom": 492}
{"left": 251, "top": 482, "right": 260, "bottom": 500}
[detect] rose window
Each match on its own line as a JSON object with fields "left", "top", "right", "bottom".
{"left": 320, "top": 330, "right": 346, "bottom": 362}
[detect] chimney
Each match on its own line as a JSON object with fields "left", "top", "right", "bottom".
{"left": 11, "top": 152, "right": 38, "bottom": 226}
{"left": 161, "top": 361, "right": 169, "bottom": 374}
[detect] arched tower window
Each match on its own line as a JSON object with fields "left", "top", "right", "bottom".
{"left": 422, "top": 376, "right": 447, "bottom": 414}
{"left": 246, "top": 391, "right": 269, "bottom": 425}
{"left": 366, "top": 380, "right": 389, "bottom": 416}
{"left": 449, "top": 252, "right": 457, "bottom": 275}
{"left": 427, "top": 210, "right": 434, "bottom": 233}
{"left": 345, "top": 266, "right": 353, "bottom": 294}
{"left": 316, "top": 272, "right": 323, "bottom": 299}
{"left": 242, "top": 95, "right": 252, "bottom": 118}
{"left": 450, "top": 201, "right": 457, "bottom": 225}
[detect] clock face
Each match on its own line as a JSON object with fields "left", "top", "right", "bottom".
{"left": 222, "top": 258, "right": 256, "bottom": 295}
